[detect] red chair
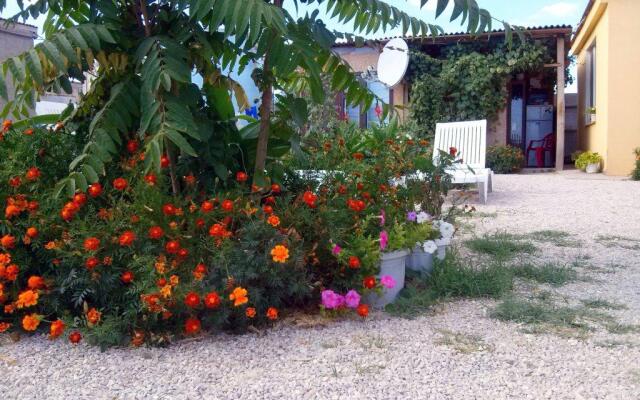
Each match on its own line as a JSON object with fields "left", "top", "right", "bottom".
{"left": 526, "top": 133, "right": 555, "bottom": 167}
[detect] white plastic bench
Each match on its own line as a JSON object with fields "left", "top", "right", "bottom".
{"left": 433, "top": 120, "right": 493, "bottom": 203}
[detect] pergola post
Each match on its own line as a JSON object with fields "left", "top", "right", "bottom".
{"left": 555, "top": 36, "right": 566, "bottom": 171}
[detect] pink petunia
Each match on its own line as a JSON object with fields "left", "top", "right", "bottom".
{"left": 380, "top": 275, "right": 396, "bottom": 289}
{"left": 344, "top": 290, "right": 361, "bottom": 309}
{"left": 380, "top": 230, "right": 389, "bottom": 251}
{"left": 332, "top": 244, "right": 342, "bottom": 255}
{"left": 321, "top": 290, "right": 343, "bottom": 310}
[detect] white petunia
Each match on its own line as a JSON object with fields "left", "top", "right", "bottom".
{"left": 422, "top": 240, "right": 438, "bottom": 254}
{"left": 416, "top": 211, "right": 431, "bottom": 224}
{"left": 436, "top": 220, "right": 455, "bottom": 239}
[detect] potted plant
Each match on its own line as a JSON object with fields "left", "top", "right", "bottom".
{"left": 586, "top": 107, "right": 596, "bottom": 124}
{"left": 575, "top": 151, "right": 602, "bottom": 173}
{"left": 368, "top": 223, "right": 409, "bottom": 307}
{"left": 405, "top": 211, "right": 439, "bottom": 273}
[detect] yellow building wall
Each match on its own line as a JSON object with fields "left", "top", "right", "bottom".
{"left": 573, "top": 0, "right": 640, "bottom": 176}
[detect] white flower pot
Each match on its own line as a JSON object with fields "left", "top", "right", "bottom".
{"left": 406, "top": 246, "right": 434, "bottom": 274}
{"left": 585, "top": 163, "right": 600, "bottom": 174}
{"left": 368, "top": 249, "right": 408, "bottom": 308}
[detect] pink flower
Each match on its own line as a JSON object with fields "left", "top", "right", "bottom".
{"left": 380, "top": 230, "right": 389, "bottom": 251}
{"left": 321, "top": 290, "right": 344, "bottom": 310}
{"left": 374, "top": 103, "right": 383, "bottom": 118}
{"left": 379, "top": 209, "right": 386, "bottom": 226}
{"left": 332, "top": 244, "right": 342, "bottom": 255}
{"left": 344, "top": 290, "right": 361, "bottom": 309}
{"left": 380, "top": 275, "right": 396, "bottom": 289}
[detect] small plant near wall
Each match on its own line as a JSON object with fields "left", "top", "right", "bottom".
{"left": 632, "top": 148, "right": 640, "bottom": 181}
{"left": 486, "top": 145, "right": 525, "bottom": 174}
{"left": 575, "top": 151, "right": 602, "bottom": 173}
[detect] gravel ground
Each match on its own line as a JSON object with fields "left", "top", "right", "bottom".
{"left": 2, "top": 171, "right": 640, "bottom": 400}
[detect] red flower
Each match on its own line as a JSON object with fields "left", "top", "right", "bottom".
{"left": 27, "top": 275, "right": 45, "bottom": 289}
{"left": 302, "top": 191, "right": 317, "bottom": 208}
{"left": 177, "top": 248, "right": 189, "bottom": 258}
{"left": 184, "top": 174, "right": 196, "bottom": 186}
{"left": 449, "top": 147, "right": 457, "bottom": 156}
{"left": 8, "top": 176, "right": 21, "bottom": 188}
{"left": 195, "top": 218, "right": 205, "bottom": 229}
{"left": 49, "top": 319, "right": 65, "bottom": 339}
{"left": 25, "top": 167, "right": 41, "bottom": 181}
{"left": 118, "top": 231, "right": 136, "bottom": 247}
{"left": 165, "top": 240, "right": 181, "bottom": 254}
{"left": 85, "top": 257, "right": 100, "bottom": 270}
{"left": 162, "top": 203, "right": 176, "bottom": 216}
{"left": 221, "top": 199, "right": 233, "bottom": 212}
{"left": 266, "top": 307, "right": 278, "bottom": 320}
{"left": 193, "top": 263, "right": 207, "bottom": 280}
{"left": 271, "top": 183, "right": 281, "bottom": 194}
{"left": 356, "top": 182, "right": 364, "bottom": 191}
{"left": 184, "top": 318, "right": 201, "bottom": 335}
{"left": 348, "top": 256, "right": 361, "bottom": 269}
{"left": 204, "top": 292, "right": 221, "bottom": 309}
{"left": 73, "top": 193, "right": 87, "bottom": 207}
{"left": 201, "top": 200, "right": 214, "bottom": 213}
{"left": 126, "top": 139, "right": 139, "bottom": 153}
{"left": 1, "top": 234, "right": 16, "bottom": 249}
{"left": 148, "top": 226, "right": 164, "bottom": 240}
{"left": 264, "top": 196, "right": 276, "bottom": 205}
{"left": 337, "top": 185, "right": 347, "bottom": 195}
{"left": 112, "top": 178, "right": 128, "bottom": 191}
{"left": 352, "top": 152, "right": 364, "bottom": 161}
{"left": 363, "top": 276, "right": 376, "bottom": 289}
{"left": 160, "top": 155, "right": 170, "bottom": 168}
{"left": 236, "top": 171, "right": 248, "bottom": 182}
{"left": 144, "top": 174, "right": 157, "bottom": 186}
{"left": 69, "top": 331, "right": 82, "bottom": 344}
{"left": 26, "top": 227, "right": 38, "bottom": 238}
{"left": 347, "top": 199, "right": 366, "bottom": 212}
{"left": 121, "top": 271, "right": 134, "bottom": 284}
{"left": 83, "top": 237, "right": 100, "bottom": 251}
{"left": 87, "top": 183, "right": 102, "bottom": 198}
{"left": 23, "top": 128, "right": 34, "bottom": 136}
{"left": 357, "top": 304, "right": 369, "bottom": 318}
{"left": 157, "top": 277, "right": 167, "bottom": 287}
{"left": 184, "top": 292, "right": 200, "bottom": 308}
{"left": 262, "top": 205, "right": 273, "bottom": 214}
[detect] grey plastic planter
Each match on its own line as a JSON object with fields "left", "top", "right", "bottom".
{"left": 406, "top": 246, "right": 434, "bottom": 274}
{"left": 434, "top": 238, "right": 450, "bottom": 260}
{"left": 367, "top": 249, "right": 408, "bottom": 308}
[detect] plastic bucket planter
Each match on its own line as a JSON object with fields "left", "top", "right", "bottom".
{"left": 367, "top": 249, "right": 408, "bottom": 308}
{"left": 434, "top": 238, "right": 450, "bottom": 260}
{"left": 585, "top": 163, "right": 600, "bottom": 174}
{"left": 405, "top": 245, "right": 434, "bottom": 274}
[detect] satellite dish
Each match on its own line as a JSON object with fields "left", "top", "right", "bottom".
{"left": 377, "top": 38, "right": 409, "bottom": 88}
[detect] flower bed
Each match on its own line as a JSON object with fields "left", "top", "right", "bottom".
{"left": 0, "top": 121, "right": 460, "bottom": 347}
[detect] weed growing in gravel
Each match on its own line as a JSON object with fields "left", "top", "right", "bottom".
{"left": 595, "top": 235, "right": 640, "bottom": 250}
{"left": 581, "top": 298, "right": 628, "bottom": 310}
{"left": 605, "top": 323, "right": 640, "bottom": 335}
{"left": 387, "top": 253, "right": 513, "bottom": 318}
{"left": 526, "top": 230, "right": 582, "bottom": 247}
{"left": 434, "top": 329, "right": 494, "bottom": 353}
{"left": 465, "top": 232, "right": 536, "bottom": 260}
{"left": 512, "top": 262, "right": 578, "bottom": 287}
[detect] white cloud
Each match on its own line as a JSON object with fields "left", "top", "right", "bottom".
{"left": 540, "top": 2, "right": 579, "bottom": 17}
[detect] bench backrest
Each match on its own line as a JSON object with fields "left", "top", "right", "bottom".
{"left": 433, "top": 120, "right": 487, "bottom": 170}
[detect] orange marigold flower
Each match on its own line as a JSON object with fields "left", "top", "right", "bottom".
{"left": 204, "top": 292, "right": 221, "bottom": 309}
{"left": 229, "top": 287, "right": 248, "bottom": 307}
{"left": 16, "top": 290, "right": 39, "bottom": 308}
{"left": 131, "top": 330, "right": 145, "bottom": 347}
{"left": 102, "top": 256, "right": 113, "bottom": 266}
{"left": 25, "top": 167, "right": 41, "bottom": 181}
{"left": 86, "top": 308, "right": 102, "bottom": 325}
{"left": 184, "top": 292, "right": 200, "bottom": 308}
{"left": 245, "top": 307, "right": 256, "bottom": 318}
{"left": 184, "top": 318, "right": 201, "bottom": 335}
{"left": 44, "top": 241, "right": 57, "bottom": 250}
{"left": 270, "top": 245, "right": 289, "bottom": 263}
{"left": 5, "top": 204, "right": 21, "bottom": 219}
{"left": 262, "top": 205, "right": 273, "bottom": 214}
{"left": 144, "top": 173, "right": 157, "bottom": 186}
{"left": 49, "top": 319, "right": 65, "bottom": 338}
{"left": 112, "top": 177, "right": 128, "bottom": 191}
{"left": 0, "top": 322, "right": 11, "bottom": 333}
{"left": 266, "top": 307, "right": 278, "bottom": 320}
{"left": 4, "top": 304, "right": 15, "bottom": 314}
{"left": 27, "top": 275, "right": 45, "bottom": 289}
{"left": 5, "top": 264, "right": 19, "bottom": 281}
{"left": 148, "top": 226, "right": 164, "bottom": 240}
{"left": 24, "top": 127, "right": 34, "bottom": 136}
{"left": 184, "top": 174, "right": 197, "bottom": 186}
{"left": 22, "top": 313, "right": 40, "bottom": 331}
{"left": 121, "top": 271, "right": 134, "bottom": 284}
{"left": 193, "top": 263, "right": 207, "bottom": 281}
{"left": 87, "top": 182, "right": 103, "bottom": 198}
{"left": 85, "top": 257, "right": 100, "bottom": 270}
{"left": 118, "top": 230, "right": 137, "bottom": 247}
{"left": 271, "top": 183, "right": 281, "bottom": 194}
{"left": 357, "top": 304, "right": 369, "bottom": 318}
{"left": 26, "top": 227, "right": 38, "bottom": 238}
{"left": 83, "top": 237, "right": 100, "bottom": 251}
{"left": 302, "top": 191, "right": 317, "bottom": 208}
{"left": 1, "top": 234, "right": 16, "bottom": 249}
{"left": 69, "top": 331, "right": 82, "bottom": 344}
{"left": 352, "top": 152, "right": 364, "bottom": 161}
{"left": 0, "top": 252, "right": 11, "bottom": 266}
{"left": 221, "top": 199, "right": 234, "bottom": 212}
{"left": 267, "top": 215, "right": 281, "bottom": 227}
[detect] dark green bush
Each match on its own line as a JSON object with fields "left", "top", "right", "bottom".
{"left": 486, "top": 145, "right": 524, "bottom": 173}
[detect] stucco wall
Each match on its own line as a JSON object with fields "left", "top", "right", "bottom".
{"left": 487, "top": 109, "right": 507, "bottom": 146}
{"left": 0, "top": 21, "right": 37, "bottom": 114}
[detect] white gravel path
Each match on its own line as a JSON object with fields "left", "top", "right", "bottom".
{"left": 2, "top": 171, "right": 640, "bottom": 400}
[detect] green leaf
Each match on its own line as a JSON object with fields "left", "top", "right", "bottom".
{"left": 165, "top": 129, "right": 197, "bottom": 157}
{"left": 82, "top": 164, "right": 99, "bottom": 183}
{"left": 25, "top": 50, "right": 43, "bottom": 85}
{"left": 39, "top": 41, "right": 67, "bottom": 71}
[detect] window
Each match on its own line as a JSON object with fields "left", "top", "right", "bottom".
{"left": 585, "top": 40, "right": 596, "bottom": 123}
{"left": 365, "top": 81, "right": 390, "bottom": 127}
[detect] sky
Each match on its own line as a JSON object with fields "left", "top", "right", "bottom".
{"left": 1, "top": 0, "right": 588, "bottom": 91}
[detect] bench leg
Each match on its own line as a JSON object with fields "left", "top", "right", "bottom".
{"left": 488, "top": 172, "right": 493, "bottom": 193}
{"left": 478, "top": 180, "right": 488, "bottom": 204}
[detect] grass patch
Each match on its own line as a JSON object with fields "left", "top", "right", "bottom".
{"left": 387, "top": 254, "right": 513, "bottom": 318}
{"left": 595, "top": 235, "right": 640, "bottom": 250}
{"left": 605, "top": 323, "right": 640, "bottom": 335}
{"left": 434, "top": 329, "right": 494, "bottom": 353}
{"left": 527, "top": 230, "right": 582, "bottom": 247}
{"left": 465, "top": 232, "right": 536, "bottom": 260}
{"left": 512, "top": 262, "right": 578, "bottom": 286}
{"left": 581, "top": 298, "right": 627, "bottom": 310}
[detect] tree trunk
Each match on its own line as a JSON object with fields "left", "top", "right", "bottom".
{"left": 253, "top": 0, "right": 282, "bottom": 182}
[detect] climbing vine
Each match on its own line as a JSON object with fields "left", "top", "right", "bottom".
{"left": 407, "top": 41, "right": 561, "bottom": 138}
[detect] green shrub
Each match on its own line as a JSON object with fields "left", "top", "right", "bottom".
{"left": 486, "top": 145, "right": 524, "bottom": 173}
{"left": 632, "top": 148, "right": 640, "bottom": 181}
{"left": 575, "top": 151, "right": 602, "bottom": 170}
